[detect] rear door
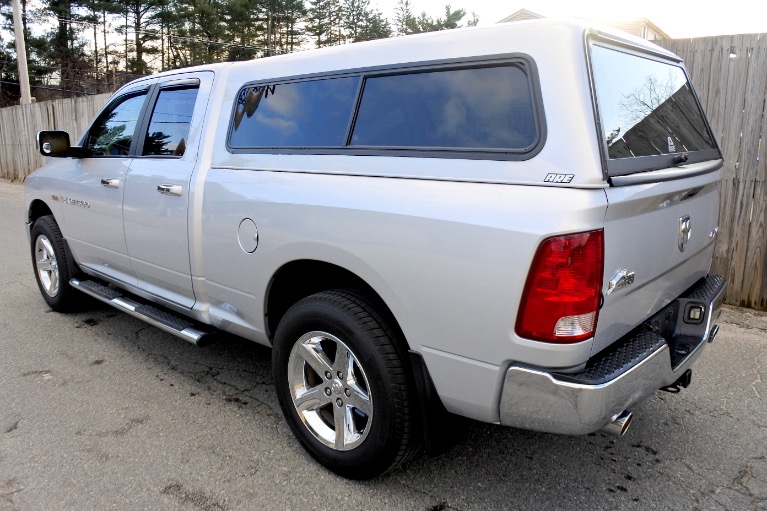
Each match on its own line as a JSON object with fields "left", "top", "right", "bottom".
{"left": 122, "top": 71, "right": 213, "bottom": 309}
{"left": 588, "top": 38, "right": 723, "bottom": 355}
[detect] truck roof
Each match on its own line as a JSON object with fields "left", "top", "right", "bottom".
{"left": 140, "top": 19, "right": 679, "bottom": 85}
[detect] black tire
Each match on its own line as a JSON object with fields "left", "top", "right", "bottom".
{"left": 30, "top": 215, "right": 80, "bottom": 312}
{"left": 272, "top": 290, "right": 420, "bottom": 479}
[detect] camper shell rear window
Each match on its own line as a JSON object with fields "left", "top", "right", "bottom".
{"left": 589, "top": 42, "right": 720, "bottom": 177}
{"left": 227, "top": 56, "right": 545, "bottom": 160}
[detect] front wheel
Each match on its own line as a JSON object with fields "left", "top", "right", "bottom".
{"left": 30, "top": 215, "right": 79, "bottom": 312}
{"left": 272, "top": 290, "right": 419, "bottom": 479}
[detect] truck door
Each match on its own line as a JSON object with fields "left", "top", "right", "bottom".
{"left": 58, "top": 84, "right": 152, "bottom": 286}
{"left": 123, "top": 71, "right": 214, "bottom": 309}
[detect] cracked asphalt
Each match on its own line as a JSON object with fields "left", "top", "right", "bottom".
{"left": 1, "top": 179, "right": 766, "bottom": 510}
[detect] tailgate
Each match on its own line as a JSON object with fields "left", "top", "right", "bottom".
{"left": 588, "top": 34, "right": 724, "bottom": 355}
{"left": 594, "top": 169, "right": 721, "bottom": 355}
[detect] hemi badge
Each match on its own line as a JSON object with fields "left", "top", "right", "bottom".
{"left": 607, "top": 269, "right": 635, "bottom": 295}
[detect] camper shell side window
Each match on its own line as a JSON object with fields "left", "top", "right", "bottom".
{"left": 227, "top": 55, "right": 546, "bottom": 161}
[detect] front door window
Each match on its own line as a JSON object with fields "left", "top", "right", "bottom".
{"left": 86, "top": 92, "right": 147, "bottom": 156}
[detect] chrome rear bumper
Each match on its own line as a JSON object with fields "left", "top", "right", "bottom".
{"left": 499, "top": 274, "right": 725, "bottom": 435}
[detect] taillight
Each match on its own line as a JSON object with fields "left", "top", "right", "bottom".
{"left": 515, "top": 230, "right": 604, "bottom": 343}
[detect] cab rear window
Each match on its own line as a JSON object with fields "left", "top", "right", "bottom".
{"left": 591, "top": 44, "right": 719, "bottom": 176}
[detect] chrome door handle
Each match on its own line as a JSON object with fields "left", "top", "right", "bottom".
{"left": 100, "top": 178, "right": 120, "bottom": 188}
{"left": 157, "top": 184, "right": 183, "bottom": 196}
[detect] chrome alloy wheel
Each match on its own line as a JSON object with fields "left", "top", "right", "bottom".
{"left": 287, "top": 331, "right": 373, "bottom": 451}
{"left": 35, "top": 235, "right": 59, "bottom": 297}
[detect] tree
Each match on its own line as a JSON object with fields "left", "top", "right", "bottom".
{"left": 394, "top": 1, "right": 475, "bottom": 35}
{"left": 306, "top": 0, "right": 342, "bottom": 47}
{"left": 149, "top": 0, "right": 174, "bottom": 69}
{"left": 394, "top": 0, "right": 416, "bottom": 35}
{"left": 80, "top": 0, "right": 122, "bottom": 91}
{"left": 356, "top": 9, "right": 390, "bottom": 42}
{"left": 344, "top": 0, "right": 389, "bottom": 43}
{"left": 433, "top": 5, "right": 466, "bottom": 30}
{"left": 172, "top": 0, "right": 229, "bottom": 65}
{"left": 220, "top": 0, "right": 263, "bottom": 60}
{"left": 0, "top": 0, "right": 479, "bottom": 101}
{"left": 278, "top": 0, "right": 306, "bottom": 52}
{"left": 342, "top": 0, "right": 366, "bottom": 42}
{"left": 122, "top": 0, "right": 168, "bottom": 73}
{"left": 23, "top": 0, "right": 94, "bottom": 97}
{"left": 619, "top": 72, "right": 679, "bottom": 125}
{"left": 0, "top": 29, "right": 19, "bottom": 106}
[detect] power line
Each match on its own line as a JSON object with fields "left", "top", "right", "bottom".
{"left": 2, "top": 9, "right": 301, "bottom": 92}
{"left": 0, "top": 79, "right": 98, "bottom": 95}
{"left": 27, "top": 64, "right": 146, "bottom": 79}
{"left": 38, "top": 14, "right": 290, "bottom": 54}
{"left": 26, "top": 62, "right": 149, "bottom": 78}
{"left": 5, "top": 68, "right": 141, "bottom": 89}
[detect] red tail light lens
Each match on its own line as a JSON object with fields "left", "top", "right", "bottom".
{"left": 515, "top": 230, "right": 604, "bottom": 343}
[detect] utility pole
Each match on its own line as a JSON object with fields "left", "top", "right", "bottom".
{"left": 11, "top": 0, "right": 32, "bottom": 104}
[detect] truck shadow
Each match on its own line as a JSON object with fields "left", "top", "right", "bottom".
{"left": 74, "top": 305, "right": 709, "bottom": 510}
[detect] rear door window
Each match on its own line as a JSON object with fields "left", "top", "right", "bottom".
{"left": 142, "top": 86, "right": 199, "bottom": 157}
{"left": 590, "top": 44, "right": 719, "bottom": 176}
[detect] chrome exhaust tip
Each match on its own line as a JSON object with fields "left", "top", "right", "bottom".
{"left": 600, "top": 410, "right": 633, "bottom": 437}
{"left": 708, "top": 324, "right": 720, "bottom": 343}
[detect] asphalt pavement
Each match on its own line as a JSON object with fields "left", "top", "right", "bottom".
{"left": 0, "top": 179, "right": 765, "bottom": 510}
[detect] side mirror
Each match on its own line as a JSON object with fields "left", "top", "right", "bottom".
{"left": 37, "top": 130, "right": 71, "bottom": 157}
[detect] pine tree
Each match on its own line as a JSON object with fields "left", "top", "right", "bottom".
{"left": 394, "top": 1, "right": 475, "bottom": 35}
{"left": 279, "top": 0, "right": 306, "bottom": 52}
{"left": 0, "top": 27, "right": 18, "bottom": 105}
{"left": 307, "top": 0, "right": 342, "bottom": 47}
{"left": 342, "top": 0, "right": 366, "bottom": 42}
{"left": 81, "top": 0, "right": 122, "bottom": 89}
{"left": 394, "top": 0, "right": 416, "bottom": 35}
{"left": 26, "top": 0, "right": 92, "bottom": 95}
{"left": 221, "top": 0, "right": 263, "bottom": 60}
{"left": 356, "top": 9, "right": 390, "bottom": 42}
{"left": 149, "top": 0, "right": 175, "bottom": 69}
{"left": 177, "top": 0, "right": 228, "bottom": 64}
{"left": 0, "top": 0, "right": 477, "bottom": 100}
{"left": 120, "top": 0, "right": 165, "bottom": 73}
{"left": 435, "top": 5, "right": 466, "bottom": 30}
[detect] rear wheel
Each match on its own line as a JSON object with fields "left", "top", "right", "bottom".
{"left": 272, "top": 290, "right": 419, "bottom": 479}
{"left": 30, "top": 216, "right": 79, "bottom": 312}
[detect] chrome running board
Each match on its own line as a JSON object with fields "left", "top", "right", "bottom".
{"left": 70, "top": 278, "right": 213, "bottom": 346}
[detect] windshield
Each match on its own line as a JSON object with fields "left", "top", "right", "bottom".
{"left": 591, "top": 44, "right": 718, "bottom": 175}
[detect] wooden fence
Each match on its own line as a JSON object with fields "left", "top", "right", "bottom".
{"left": 658, "top": 34, "right": 767, "bottom": 310}
{"left": 0, "top": 93, "right": 110, "bottom": 182}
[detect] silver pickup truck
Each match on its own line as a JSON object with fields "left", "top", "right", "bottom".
{"left": 25, "top": 19, "right": 725, "bottom": 478}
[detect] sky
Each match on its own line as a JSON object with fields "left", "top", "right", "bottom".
{"left": 371, "top": 0, "right": 767, "bottom": 38}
